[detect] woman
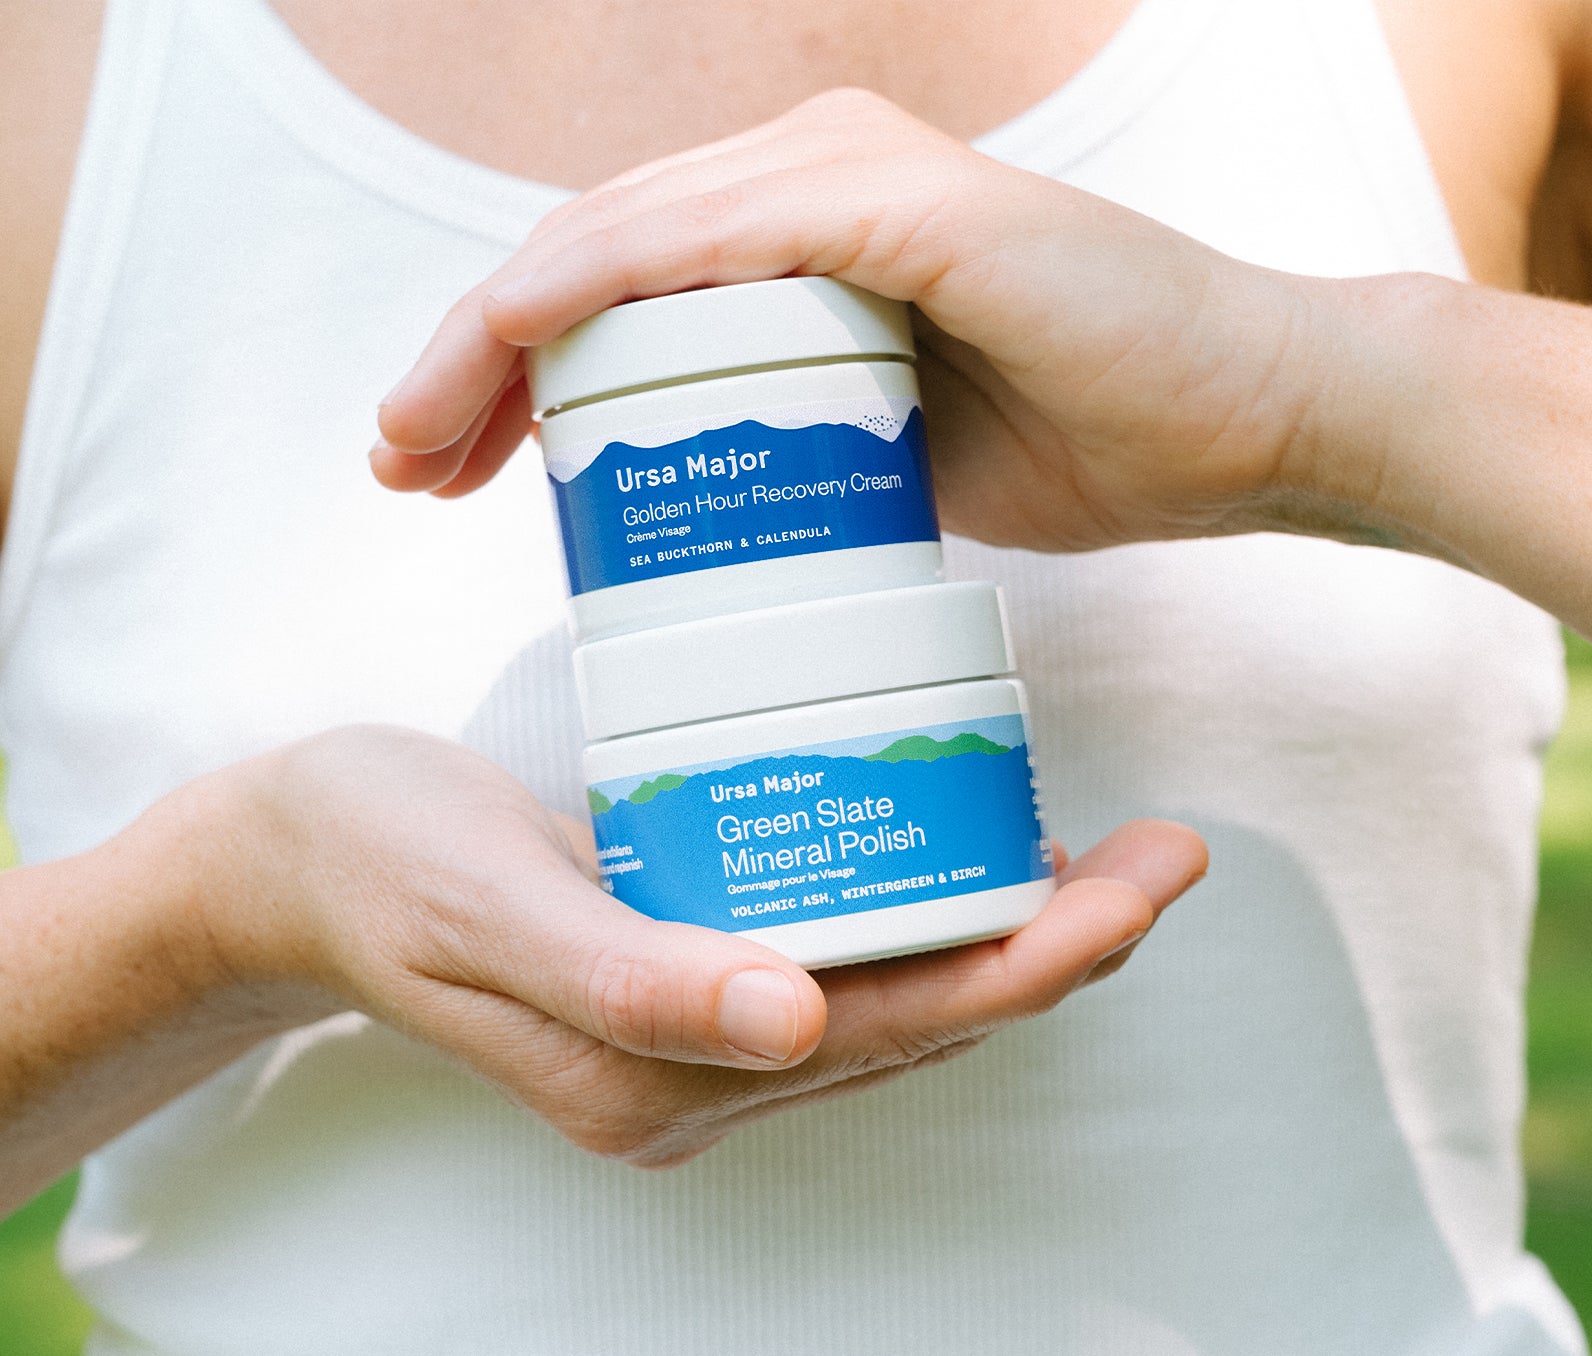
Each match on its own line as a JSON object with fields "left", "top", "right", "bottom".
{"left": 3, "top": 0, "right": 1585, "bottom": 1350}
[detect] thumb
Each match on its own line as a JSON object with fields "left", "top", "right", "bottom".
{"left": 465, "top": 857, "right": 829, "bottom": 1070}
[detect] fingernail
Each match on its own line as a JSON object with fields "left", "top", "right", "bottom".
{"left": 1100, "top": 928, "right": 1148, "bottom": 962}
{"left": 379, "top": 372, "right": 415, "bottom": 411}
{"left": 717, "top": 969, "right": 799, "bottom": 1062}
{"left": 374, "top": 442, "right": 439, "bottom": 464}
{"left": 485, "top": 273, "right": 537, "bottom": 311}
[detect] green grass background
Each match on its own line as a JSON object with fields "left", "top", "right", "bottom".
{"left": 4, "top": 637, "right": 1592, "bottom": 1350}
{"left": 1526, "top": 627, "right": 1592, "bottom": 1316}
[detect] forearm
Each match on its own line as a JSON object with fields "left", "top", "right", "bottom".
{"left": 1286, "top": 272, "right": 1592, "bottom": 635}
{"left": 0, "top": 776, "right": 321, "bottom": 1215}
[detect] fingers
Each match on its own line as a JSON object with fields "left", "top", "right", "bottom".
{"left": 370, "top": 87, "right": 1077, "bottom": 510}
{"left": 370, "top": 95, "right": 870, "bottom": 463}
{"left": 813, "top": 817, "right": 1207, "bottom": 1056}
{"left": 427, "top": 377, "right": 534, "bottom": 500}
{"left": 404, "top": 815, "right": 1205, "bottom": 1168}
{"left": 480, "top": 155, "right": 971, "bottom": 351}
{"left": 541, "top": 817, "right": 1198, "bottom": 1079}
{"left": 370, "top": 373, "right": 500, "bottom": 493}
{"left": 1049, "top": 838, "right": 1071, "bottom": 875}
{"left": 593, "top": 819, "right": 1204, "bottom": 1163}
{"left": 297, "top": 738, "right": 834, "bottom": 1074}
{"left": 372, "top": 362, "right": 532, "bottom": 501}
{"left": 508, "top": 101, "right": 824, "bottom": 259}
{"left": 1054, "top": 817, "right": 1208, "bottom": 912}
{"left": 373, "top": 286, "right": 520, "bottom": 458}
{"left": 414, "top": 841, "right": 830, "bottom": 1070}
{"left": 480, "top": 90, "right": 895, "bottom": 326}
{"left": 529, "top": 914, "right": 829, "bottom": 1071}
{"left": 372, "top": 92, "right": 980, "bottom": 470}
{"left": 480, "top": 90, "right": 944, "bottom": 340}
{"left": 469, "top": 815, "right": 1198, "bottom": 1090}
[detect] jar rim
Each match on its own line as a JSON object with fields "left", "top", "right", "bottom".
{"left": 531, "top": 278, "right": 916, "bottom": 415}
{"left": 575, "top": 581, "right": 1015, "bottom": 741}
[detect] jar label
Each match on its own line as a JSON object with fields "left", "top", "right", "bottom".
{"left": 545, "top": 398, "right": 938, "bottom": 595}
{"left": 588, "top": 715, "right": 1052, "bottom": 931}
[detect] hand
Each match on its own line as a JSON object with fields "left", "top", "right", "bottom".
{"left": 200, "top": 725, "right": 1205, "bottom": 1166}
{"left": 372, "top": 88, "right": 1324, "bottom": 553}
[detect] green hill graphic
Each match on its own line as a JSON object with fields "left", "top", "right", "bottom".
{"left": 587, "top": 788, "right": 613, "bottom": 816}
{"left": 628, "top": 773, "right": 689, "bottom": 805}
{"left": 863, "top": 731, "right": 1011, "bottom": 763}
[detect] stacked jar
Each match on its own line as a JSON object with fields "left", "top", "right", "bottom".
{"left": 534, "top": 278, "right": 1053, "bottom": 968}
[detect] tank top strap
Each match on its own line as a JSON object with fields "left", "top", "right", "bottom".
{"left": 979, "top": 0, "right": 1466, "bottom": 280}
{"left": 185, "top": 0, "right": 568, "bottom": 244}
{"left": 972, "top": 0, "right": 1230, "bottom": 173}
{"left": 0, "top": 0, "right": 181, "bottom": 654}
{"left": 1296, "top": 0, "right": 1469, "bottom": 277}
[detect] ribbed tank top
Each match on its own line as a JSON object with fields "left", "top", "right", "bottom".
{"left": 8, "top": 0, "right": 1579, "bottom": 1351}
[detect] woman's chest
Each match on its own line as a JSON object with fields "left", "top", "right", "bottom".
{"left": 274, "top": 0, "right": 1572, "bottom": 287}
{"left": 272, "top": 0, "right": 1139, "bottom": 187}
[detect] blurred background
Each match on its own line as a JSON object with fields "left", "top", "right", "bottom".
{"left": 1523, "top": 627, "right": 1592, "bottom": 1317}
{"left": 3, "top": 630, "right": 1591, "bottom": 1352}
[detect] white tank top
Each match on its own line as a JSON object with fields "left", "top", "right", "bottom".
{"left": 10, "top": 0, "right": 1578, "bottom": 1351}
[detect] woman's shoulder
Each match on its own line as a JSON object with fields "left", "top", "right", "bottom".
{"left": 0, "top": 0, "right": 102, "bottom": 552}
{"left": 1379, "top": 0, "right": 1579, "bottom": 289}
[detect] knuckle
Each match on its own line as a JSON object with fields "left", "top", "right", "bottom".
{"left": 855, "top": 181, "right": 959, "bottom": 288}
{"left": 584, "top": 946, "right": 671, "bottom": 1053}
{"left": 913, "top": 1035, "right": 987, "bottom": 1070}
{"left": 628, "top": 1142, "right": 715, "bottom": 1171}
{"left": 675, "top": 182, "right": 747, "bottom": 229}
{"left": 565, "top": 1106, "right": 681, "bottom": 1165}
{"left": 1008, "top": 973, "right": 1077, "bottom": 1023}
{"left": 886, "top": 1028, "right": 942, "bottom": 1064}
{"left": 579, "top": 183, "right": 634, "bottom": 225}
{"left": 1105, "top": 880, "right": 1158, "bottom": 942}
{"left": 525, "top": 1032, "right": 704, "bottom": 1164}
{"left": 861, "top": 1025, "right": 953, "bottom": 1073}
{"left": 802, "top": 86, "right": 895, "bottom": 120}
{"left": 442, "top": 285, "right": 490, "bottom": 332}
{"left": 576, "top": 1116, "right": 655, "bottom": 1161}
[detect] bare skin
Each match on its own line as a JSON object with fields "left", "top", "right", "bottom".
{"left": 0, "top": 0, "right": 1587, "bottom": 1213}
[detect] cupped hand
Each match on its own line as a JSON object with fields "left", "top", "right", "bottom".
{"left": 372, "top": 88, "right": 1325, "bottom": 551}
{"left": 201, "top": 725, "right": 1204, "bottom": 1165}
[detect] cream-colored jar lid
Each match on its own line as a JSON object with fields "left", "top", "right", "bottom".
{"left": 574, "top": 581, "right": 1014, "bottom": 741}
{"left": 532, "top": 277, "right": 915, "bottom": 415}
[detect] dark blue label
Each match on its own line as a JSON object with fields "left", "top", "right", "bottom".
{"left": 549, "top": 405, "right": 937, "bottom": 595}
{"left": 589, "top": 715, "right": 1051, "bottom": 931}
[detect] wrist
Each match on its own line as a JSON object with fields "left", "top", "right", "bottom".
{"left": 0, "top": 766, "right": 327, "bottom": 1207}
{"left": 111, "top": 762, "right": 342, "bottom": 1036}
{"left": 1253, "top": 271, "right": 1471, "bottom": 564}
